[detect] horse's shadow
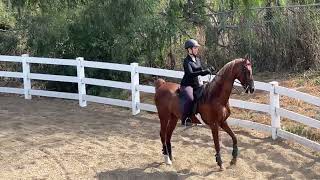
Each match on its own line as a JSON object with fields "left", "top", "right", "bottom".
{"left": 97, "top": 168, "right": 178, "bottom": 180}
{"left": 96, "top": 162, "right": 201, "bottom": 180}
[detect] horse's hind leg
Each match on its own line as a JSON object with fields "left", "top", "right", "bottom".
{"left": 165, "top": 114, "right": 178, "bottom": 162}
{"left": 159, "top": 112, "right": 172, "bottom": 165}
{"left": 220, "top": 121, "right": 238, "bottom": 165}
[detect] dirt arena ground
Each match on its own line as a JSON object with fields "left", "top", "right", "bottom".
{"left": 0, "top": 95, "right": 319, "bottom": 180}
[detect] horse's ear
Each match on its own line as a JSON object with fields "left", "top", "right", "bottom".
{"left": 243, "top": 54, "right": 253, "bottom": 64}
{"left": 244, "top": 54, "right": 250, "bottom": 60}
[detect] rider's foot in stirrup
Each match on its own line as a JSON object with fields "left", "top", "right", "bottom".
{"left": 182, "top": 117, "right": 192, "bottom": 126}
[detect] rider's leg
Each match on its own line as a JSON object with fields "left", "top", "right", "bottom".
{"left": 181, "top": 86, "right": 194, "bottom": 126}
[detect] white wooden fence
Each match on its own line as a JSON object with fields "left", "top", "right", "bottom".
{"left": 0, "top": 54, "right": 320, "bottom": 152}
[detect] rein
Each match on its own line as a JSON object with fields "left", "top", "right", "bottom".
{"left": 206, "top": 73, "right": 245, "bottom": 95}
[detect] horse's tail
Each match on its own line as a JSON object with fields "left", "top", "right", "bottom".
{"left": 154, "top": 78, "right": 165, "bottom": 90}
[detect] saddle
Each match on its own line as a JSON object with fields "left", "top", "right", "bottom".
{"left": 178, "top": 84, "right": 206, "bottom": 116}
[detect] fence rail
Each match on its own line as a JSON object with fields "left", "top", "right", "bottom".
{"left": 0, "top": 54, "right": 319, "bottom": 152}
{"left": 275, "top": 86, "right": 320, "bottom": 107}
{"left": 30, "top": 90, "right": 79, "bottom": 100}
{"left": 0, "top": 87, "right": 24, "bottom": 94}
{"left": 84, "top": 78, "right": 131, "bottom": 90}
{"left": 0, "top": 71, "right": 23, "bottom": 78}
{"left": 26, "top": 57, "right": 77, "bottom": 66}
{"left": 83, "top": 61, "right": 131, "bottom": 72}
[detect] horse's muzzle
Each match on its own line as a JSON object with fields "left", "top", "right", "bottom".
{"left": 245, "top": 81, "right": 255, "bottom": 94}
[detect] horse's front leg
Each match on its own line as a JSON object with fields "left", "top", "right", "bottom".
{"left": 211, "top": 123, "right": 225, "bottom": 171}
{"left": 220, "top": 121, "right": 238, "bottom": 165}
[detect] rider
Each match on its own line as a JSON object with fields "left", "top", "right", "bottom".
{"left": 180, "top": 39, "right": 213, "bottom": 126}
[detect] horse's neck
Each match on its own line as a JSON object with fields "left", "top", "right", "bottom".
{"left": 206, "top": 65, "right": 235, "bottom": 105}
{"left": 217, "top": 75, "right": 235, "bottom": 105}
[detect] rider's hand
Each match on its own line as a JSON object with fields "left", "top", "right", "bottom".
{"left": 201, "top": 68, "right": 211, "bottom": 75}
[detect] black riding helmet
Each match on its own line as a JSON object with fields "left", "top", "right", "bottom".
{"left": 184, "top": 39, "right": 200, "bottom": 49}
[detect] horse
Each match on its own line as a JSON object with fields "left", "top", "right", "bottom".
{"left": 154, "top": 57, "right": 255, "bottom": 171}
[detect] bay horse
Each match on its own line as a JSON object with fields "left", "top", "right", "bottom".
{"left": 154, "top": 58, "right": 254, "bottom": 171}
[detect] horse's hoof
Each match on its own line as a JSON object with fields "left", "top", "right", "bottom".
{"left": 164, "top": 155, "right": 172, "bottom": 165}
{"left": 230, "top": 158, "right": 237, "bottom": 165}
{"left": 219, "top": 165, "right": 226, "bottom": 171}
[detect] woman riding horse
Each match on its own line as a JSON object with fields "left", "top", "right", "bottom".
{"left": 154, "top": 55, "right": 254, "bottom": 170}
{"left": 180, "top": 39, "right": 214, "bottom": 126}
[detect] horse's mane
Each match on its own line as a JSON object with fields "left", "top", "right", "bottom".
{"left": 202, "top": 59, "right": 243, "bottom": 102}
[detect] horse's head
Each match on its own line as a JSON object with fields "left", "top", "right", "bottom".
{"left": 235, "top": 58, "right": 255, "bottom": 94}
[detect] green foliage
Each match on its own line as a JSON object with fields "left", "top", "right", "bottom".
{"left": 313, "top": 78, "right": 320, "bottom": 86}
{"left": 0, "top": 1, "right": 15, "bottom": 28}
{"left": 0, "top": 30, "right": 18, "bottom": 54}
{"left": 87, "top": 86, "right": 130, "bottom": 100}
{"left": 1, "top": 0, "right": 320, "bottom": 93}
{"left": 0, "top": 1, "right": 18, "bottom": 54}
{"left": 283, "top": 124, "right": 320, "bottom": 142}
{"left": 202, "top": 2, "right": 320, "bottom": 72}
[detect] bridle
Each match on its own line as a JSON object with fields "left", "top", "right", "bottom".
{"left": 207, "top": 60, "right": 252, "bottom": 94}
{"left": 241, "top": 60, "right": 252, "bottom": 93}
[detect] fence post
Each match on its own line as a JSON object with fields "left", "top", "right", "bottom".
{"left": 131, "top": 63, "right": 140, "bottom": 115}
{"left": 77, "top": 57, "right": 87, "bottom": 107}
{"left": 22, "top": 54, "right": 31, "bottom": 99}
{"left": 270, "top": 81, "right": 280, "bottom": 140}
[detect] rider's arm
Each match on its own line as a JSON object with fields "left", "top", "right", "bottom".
{"left": 184, "top": 61, "right": 209, "bottom": 77}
